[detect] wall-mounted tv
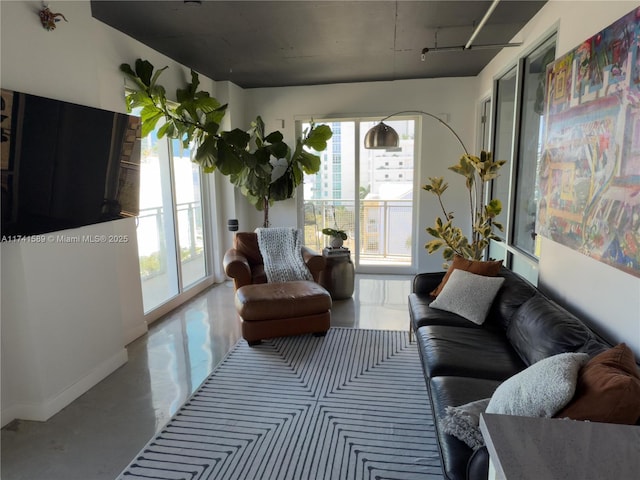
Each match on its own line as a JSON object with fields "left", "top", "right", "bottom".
{"left": 1, "top": 88, "right": 141, "bottom": 239}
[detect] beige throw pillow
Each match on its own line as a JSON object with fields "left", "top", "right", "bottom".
{"left": 430, "top": 269, "right": 505, "bottom": 325}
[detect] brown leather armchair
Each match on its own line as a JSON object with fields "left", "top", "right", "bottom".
{"left": 223, "top": 232, "right": 326, "bottom": 290}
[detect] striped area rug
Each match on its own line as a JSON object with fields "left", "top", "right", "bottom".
{"left": 118, "top": 328, "right": 443, "bottom": 479}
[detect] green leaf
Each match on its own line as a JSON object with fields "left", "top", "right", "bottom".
{"left": 221, "top": 128, "right": 250, "bottom": 149}
{"left": 304, "top": 124, "right": 333, "bottom": 150}
{"left": 442, "top": 248, "right": 455, "bottom": 261}
{"left": 269, "top": 141, "right": 289, "bottom": 159}
{"left": 157, "top": 120, "right": 176, "bottom": 139}
{"left": 265, "top": 130, "right": 284, "bottom": 144}
{"left": 426, "top": 227, "right": 441, "bottom": 238}
{"left": 214, "top": 138, "right": 245, "bottom": 175}
{"left": 134, "top": 59, "right": 155, "bottom": 87}
{"left": 486, "top": 198, "right": 502, "bottom": 216}
{"left": 425, "top": 239, "right": 444, "bottom": 253}
{"left": 150, "top": 66, "right": 168, "bottom": 88}
{"left": 297, "top": 151, "right": 322, "bottom": 174}
{"left": 141, "top": 112, "right": 163, "bottom": 138}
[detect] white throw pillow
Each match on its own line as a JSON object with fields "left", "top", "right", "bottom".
{"left": 486, "top": 352, "right": 590, "bottom": 417}
{"left": 429, "top": 269, "right": 505, "bottom": 325}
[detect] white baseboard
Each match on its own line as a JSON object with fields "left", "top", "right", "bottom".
{"left": 1, "top": 348, "right": 128, "bottom": 427}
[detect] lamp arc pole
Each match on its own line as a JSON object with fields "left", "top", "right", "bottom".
{"left": 375, "top": 110, "right": 469, "bottom": 155}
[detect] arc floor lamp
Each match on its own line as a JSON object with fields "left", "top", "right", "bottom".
{"left": 363, "top": 110, "right": 468, "bottom": 155}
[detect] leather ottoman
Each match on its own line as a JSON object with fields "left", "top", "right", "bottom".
{"left": 235, "top": 280, "right": 332, "bottom": 345}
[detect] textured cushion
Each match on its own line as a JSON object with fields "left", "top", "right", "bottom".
{"left": 430, "top": 269, "right": 505, "bottom": 325}
{"left": 486, "top": 352, "right": 590, "bottom": 417}
{"left": 431, "top": 255, "right": 503, "bottom": 296}
{"left": 555, "top": 344, "right": 640, "bottom": 424}
{"left": 440, "top": 398, "right": 490, "bottom": 450}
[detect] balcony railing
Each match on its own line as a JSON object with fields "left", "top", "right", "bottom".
{"left": 137, "top": 201, "right": 203, "bottom": 279}
{"left": 304, "top": 199, "right": 412, "bottom": 263}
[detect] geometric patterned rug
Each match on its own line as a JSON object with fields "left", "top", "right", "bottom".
{"left": 117, "top": 328, "right": 444, "bottom": 479}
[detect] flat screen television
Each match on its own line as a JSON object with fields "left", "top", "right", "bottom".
{"left": 1, "top": 88, "right": 141, "bottom": 239}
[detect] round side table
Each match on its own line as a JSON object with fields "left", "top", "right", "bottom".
{"left": 319, "top": 249, "right": 355, "bottom": 300}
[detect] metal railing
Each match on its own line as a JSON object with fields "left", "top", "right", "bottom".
{"left": 304, "top": 199, "right": 412, "bottom": 262}
{"left": 136, "top": 201, "right": 203, "bottom": 279}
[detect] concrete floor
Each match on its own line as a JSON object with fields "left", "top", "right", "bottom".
{"left": 1, "top": 274, "right": 413, "bottom": 480}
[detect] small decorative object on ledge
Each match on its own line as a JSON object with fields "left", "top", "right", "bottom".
{"left": 322, "top": 228, "right": 347, "bottom": 249}
{"left": 39, "top": 2, "right": 68, "bottom": 31}
{"left": 322, "top": 247, "right": 350, "bottom": 257}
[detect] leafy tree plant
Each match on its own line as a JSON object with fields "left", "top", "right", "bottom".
{"left": 423, "top": 151, "right": 505, "bottom": 264}
{"left": 120, "top": 59, "right": 332, "bottom": 227}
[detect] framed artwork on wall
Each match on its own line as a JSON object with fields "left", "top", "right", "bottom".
{"left": 538, "top": 7, "right": 640, "bottom": 278}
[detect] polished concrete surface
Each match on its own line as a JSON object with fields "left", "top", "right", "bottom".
{"left": 1, "top": 274, "right": 412, "bottom": 480}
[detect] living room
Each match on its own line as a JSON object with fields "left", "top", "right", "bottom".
{"left": 1, "top": 1, "right": 639, "bottom": 479}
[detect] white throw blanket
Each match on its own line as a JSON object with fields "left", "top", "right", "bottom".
{"left": 256, "top": 227, "right": 313, "bottom": 283}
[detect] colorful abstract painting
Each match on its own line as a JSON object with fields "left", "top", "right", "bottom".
{"left": 538, "top": 7, "right": 640, "bottom": 277}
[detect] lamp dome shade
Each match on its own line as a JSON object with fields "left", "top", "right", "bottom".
{"left": 364, "top": 122, "right": 399, "bottom": 149}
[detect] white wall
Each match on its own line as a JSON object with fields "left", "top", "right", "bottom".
{"left": 3, "top": 0, "right": 638, "bottom": 427}
{"left": 476, "top": 0, "right": 640, "bottom": 356}
{"left": 0, "top": 0, "right": 221, "bottom": 426}
{"left": 244, "top": 77, "right": 478, "bottom": 273}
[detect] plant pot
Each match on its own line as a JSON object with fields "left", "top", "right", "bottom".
{"left": 330, "top": 236, "right": 344, "bottom": 248}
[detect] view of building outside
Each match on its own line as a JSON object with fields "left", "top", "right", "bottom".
{"left": 303, "top": 119, "right": 414, "bottom": 266}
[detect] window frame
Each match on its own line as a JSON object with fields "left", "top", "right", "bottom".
{"left": 487, "top": 33, "right": 557, "bottom": 283}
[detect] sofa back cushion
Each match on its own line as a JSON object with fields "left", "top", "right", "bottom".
{"left": 506, "top": 294, "right": 607, "bottom": 366}
{"left": 484, "top": 268, "right": 538, "bottom": 331}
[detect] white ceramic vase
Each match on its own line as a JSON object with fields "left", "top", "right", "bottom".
{"left": 330, "top": 236, "right": 344, "bottom": 248}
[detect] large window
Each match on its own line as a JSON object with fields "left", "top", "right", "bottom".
{"left": 491, "top": 67, "right": 518, "bottom": 249}
{"left": 136, "top": 117, "right": 208, "bottom": 314}
{"left": 512, "top": 37, "right": 557, "bottom": 257}
{"left": 488, "top": 34, "right": 556, "bottom": 280}
{"left": 302, "top": 118, "right": 416, "bottom": 272}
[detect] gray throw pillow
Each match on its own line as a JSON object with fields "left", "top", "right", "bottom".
{"left": 440, "top": 398, "right": 490, "bottom": 450}
{"left": 486, "top": 352, "right": 590, "bottom": 417}
{"left": 429, "top": 269, "right": 505, "bottom": 325}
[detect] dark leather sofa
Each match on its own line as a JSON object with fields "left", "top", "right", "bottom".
{"left": 409, "top": 267, "right": 612, "bottom": 480}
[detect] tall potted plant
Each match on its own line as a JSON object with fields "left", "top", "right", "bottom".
{"left": 422, "top": 151, "right": 505, "bottom": 265}
{"left": 120, "top": 59, "right": 332, "bottom": 227}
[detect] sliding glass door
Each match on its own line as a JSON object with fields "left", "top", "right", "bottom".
{"left": 136, "top": 123, "right": 208, "bottom": 313}
{"left": 303, "top": 118, "right": 416, "bottom": 272}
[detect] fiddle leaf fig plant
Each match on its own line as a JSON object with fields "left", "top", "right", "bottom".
{"left": 229, "top": 116, "right": 332, "bottom": 227}
{"left": 120, "top": 59, "right": 332, "bottom": 227}
{"left": 120, "top": 60, "right": 238, "bottom": 173}
{"left": 423, "top": 151, "right": 506, "bottom": 264}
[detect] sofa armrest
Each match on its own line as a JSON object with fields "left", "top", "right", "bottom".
{"left": 466, "top": 446, "right": 489, "bottom": 480}
{"left": 301, "top": 246, "right": 326, "bottom": 281}
{"left": 412, "top": 272, "right": 445, "bottom": 295}
{"left": 223, "top": 248, "right": 252, "bottom": 289}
